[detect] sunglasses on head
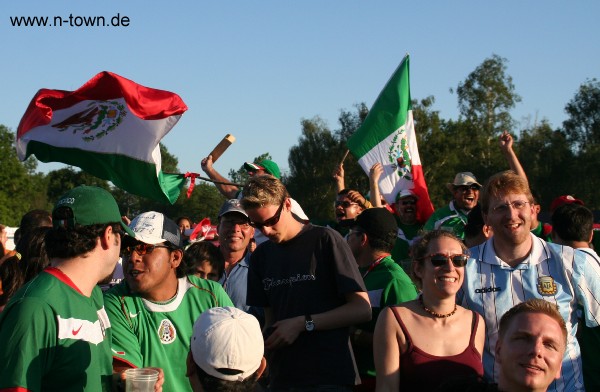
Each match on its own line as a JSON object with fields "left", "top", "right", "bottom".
{"left": 121, "top": 242, "right": 173, "bottom": 256}
{"left": 249, "top": 200, "right": 285, "bottom": 230}
{"left": 425, "top": 253, "right": 469, "bottom": 268}
{"left": 335, "top": 200, "right": 358, "bottom": 208}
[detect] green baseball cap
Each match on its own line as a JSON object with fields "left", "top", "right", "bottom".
{"left": 53, "top": 185, "right": 135, "bottom": 237}
{"left": 244, "top": 159, "right": 281, "bottom": 179}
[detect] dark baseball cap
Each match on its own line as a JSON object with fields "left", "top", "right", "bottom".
{"left": 351, "top": 208, "right": 398, "bottom": 239}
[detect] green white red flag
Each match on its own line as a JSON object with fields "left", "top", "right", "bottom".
{"left": 347, "top": 55, "right": 434, "bottom": 223}
{"left": 16, "top": 71, "right": 187, "bottom": 204}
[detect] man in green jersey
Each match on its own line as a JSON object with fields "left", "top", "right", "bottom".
{"left": 0, "top": 185, "right": 134, "bottom": 392}
{"left": 345, "top": 207, "right": 418, "bottom": 391}
{"left": 104, "top": 211, "right": 233, "bottom": 392}
{"left": 423, "top": 172, "right": 482, "bottom": 239}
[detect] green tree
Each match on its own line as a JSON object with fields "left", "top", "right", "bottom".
{"left": 0, "top": 125, "right": 48, "bottom": 225}
{"left": 563, "top": 78, "right": 600, "bottom": 152}
{"left": 455, "top": 54, "right": 521, "bottom": 171}
{"left": 228, "top": 153, "right": 272, "bottom": 185}
{"left": 45, "top": 167, "right": 110, "bottom": 204}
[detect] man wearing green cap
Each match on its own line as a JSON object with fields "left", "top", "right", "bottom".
{"left": 0, "top": 185, "right": 141, "bottom": 391}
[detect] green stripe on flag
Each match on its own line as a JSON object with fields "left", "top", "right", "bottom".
{"left": 26, "top": 140, "right": 185, "bottom": 204}
{"left": 347, "top": 55, "right": 412, "bottom": 158}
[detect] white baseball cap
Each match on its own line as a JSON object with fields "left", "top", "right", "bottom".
{"left": 128, "top": 211, "right": 182, "bottom": 248}
{"left": 190, "top": 307, "right": 264, "bottom": 382}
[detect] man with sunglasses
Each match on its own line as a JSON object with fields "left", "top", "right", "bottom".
{"left": 241, "top": 176, "right": 372, "bottom": 391}
{"left": 459, "top": 170, "right": 600, "bottom": 392}
{"left": 390, "top": 189, "right": 423, "bottom": 268}
{"left": 424, "top": 172, "right": 482, "bottom": 240}
{"left": 104, "top": 211, "right": 233, "bottom": 392}
{"left": 345, "top": 208, "right": 417, "bottom": 391}
{"left": 0, "top": 186, "right": 134, "bottom": 391}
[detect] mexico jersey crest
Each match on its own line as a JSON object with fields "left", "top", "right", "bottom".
{"left": 157, "top": 319, "right": 177, "bottom": 344}
{"left": 537, "top": 275, "right": 558, "bottom": 296}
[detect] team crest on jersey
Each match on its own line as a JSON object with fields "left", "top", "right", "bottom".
{"left": 157, "top": 319, "right": 177, "bottom": 344}
{"left": 537, "top": 275, "right": 558, "bottom": 296}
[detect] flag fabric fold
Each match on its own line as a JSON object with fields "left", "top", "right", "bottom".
{"left": 16, "top": 71, "right": 187, "bottom": 204}
{"left": 347, "top": 55, "right": 434, "bottom": 223}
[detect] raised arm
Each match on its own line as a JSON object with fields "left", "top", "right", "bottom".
{"left": 200, "top": 154, "right": 240, "bottom": 199}
{"left": 369, "top": 162, "right": 384, "bottom": 207}
{"left": 332, "top": 163, "right": 346, "bottom": 193}
{"left": 499, "top": 131, "right": 528, "bottom": 185}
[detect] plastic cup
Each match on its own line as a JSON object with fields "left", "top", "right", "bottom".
{"left": 124, "top": 368, "right": 159, "bottom": 392}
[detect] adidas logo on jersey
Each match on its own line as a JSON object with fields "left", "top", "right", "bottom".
{"left": 475, "top": 286, "right": 501, "bottom": 293}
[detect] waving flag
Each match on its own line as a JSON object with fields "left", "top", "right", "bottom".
{"left": 16, "top": 71, "right": 187, "bottom": 204}
{"left": 347, "top": 55, "right": 434, "bottom": 223}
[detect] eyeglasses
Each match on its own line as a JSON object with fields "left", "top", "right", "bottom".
{"left": 345, "top": 229, "right": 364, "bottom": 239}
{"left": 491, "top": 200, "right": 530, "bottom": 214}
{"left": 249, "top": 200, "right": 285, "bottom": 229}
{"left": 220, "top": 219, "right": 251, "bottom": 230}
{"left": 399, "top": 200, "right": 416, "bottom": 206}
{"left": 121, "top": 243, "right": 173, "bottom": 256}
{"left": 335, "top": 200, "right": 358, "bottom": 208}
{"left": 424, "top": 253, "right": 469, "bottom": 268}
{"left": 454, "top": 185, "right": 480, "bottom": 192}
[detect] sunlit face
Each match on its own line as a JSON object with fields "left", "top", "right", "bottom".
{"left": 452, "top": 185, "right": 480, "bottom": 211}
{"left": 218, "top": 212, "right": 254, "bottom": 254}
{"left": 395, "top": 196, "right": 418, "bottom": 224}
{"left": 246, "top": 199, "right": 292, "bottom": 244}
{"left": 335, "top": 194, "right": 362, "bottom": 222}
{"left": 193, "top": 260, "right": 219, "bottom": 281}
{"left": 484, "top": 193, "right": 534, "bottom": 247}
{"left": 414, "top": 236, "right": 465, "bottom": 297}
{"left": 123, "top": 241, "right": 182, "bottom": 301}
{"left": 496, "top": 312, "right": 565, "bottom": 392}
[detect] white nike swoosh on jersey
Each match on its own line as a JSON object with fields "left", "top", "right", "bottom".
{"left": 129, "top": 312, "right": 140, "bottom": 318}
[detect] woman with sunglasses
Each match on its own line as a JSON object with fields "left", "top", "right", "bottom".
{"left": 373, "top": 230, "right": 485, "bottom": 391}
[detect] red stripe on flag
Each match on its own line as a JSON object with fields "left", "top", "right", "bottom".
{"left": 17, "top": 71, "right": 187, "bottom": 138}
{"left": 411, "top": 164, "right": 434, "bottom": 224}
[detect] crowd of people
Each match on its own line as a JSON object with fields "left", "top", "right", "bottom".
{"left": 0, "top": 132, "right": 599, "bottom": 392}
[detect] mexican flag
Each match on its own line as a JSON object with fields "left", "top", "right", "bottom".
{"left": 16, "top": 71, "right": 187, "bottom": 204}
{"left": 347, "top": 55, "right": 434, "bottom": 223}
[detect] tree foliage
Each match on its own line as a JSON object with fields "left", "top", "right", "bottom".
{"left": 563, "top": 78, "right": 600, "bottom": 152}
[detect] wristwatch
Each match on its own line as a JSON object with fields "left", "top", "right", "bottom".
{"left": 305, "top": 314, "right": 315, "bottom": 332}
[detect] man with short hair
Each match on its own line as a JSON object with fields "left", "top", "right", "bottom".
{"left": 104, "top": 211, "right": 233, "bottom": 392}
{"left": 460, "top": 170, "right": 600, "bottom": 392}
{"left": 345, "top": 207, "right": 417, "bottom": 390}
{"left": 551, "top": 203, "right": 600, "bottom": 391}
{"left": 241, "top": 176, "right": 372, "bottom": 391}
{"left": 186, "top": 306, "right": 266, "bottom": 392}
{"left": 216, "top": 199, "right": 258, "bottom": 316}
{"left": 0, "top": 185, "right": 133, "bottom": 391}
{"left": 423, "top": 172, "right": 482, "bottom": 239}
{"left": 495, "top": 299, "right": 567, "bottom": 392}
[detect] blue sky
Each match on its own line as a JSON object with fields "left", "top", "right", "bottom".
{"left": 2, "top": 1, "right": 599, "bottom": 179}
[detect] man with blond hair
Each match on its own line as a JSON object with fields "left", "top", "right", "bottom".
{"left": 460, "top": 170, "right": 600, "bottom": 392}
{"left": 241, "top": 176, "right": 371, "bottom": 391}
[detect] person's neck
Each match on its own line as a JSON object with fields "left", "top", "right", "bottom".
{"left": 567, "top": 241, "right": 592, "bottom": 250}
{"left": 399, "top": 215, "right": 417, "bottom": 226}
{"left": 144, "top": 276, "right": 179, "bottom": 303}
{"left": 51, "top": 257, "right": 100, "bottom": 297}
{"left": 223, "top": 248, "right": 247, "bottom": 268}
{"left": 493, "top": 235, "right": 533, "bottom": 268}
{"left": 420, "top": 292, "right": 457, "bottom": 317}
{"left": 283, "top": 220, "right": 307, "bottom": 243}
{"left": 357, "top": 251, "right": 388, "bottom": 268}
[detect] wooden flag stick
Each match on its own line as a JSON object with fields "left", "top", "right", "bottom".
{"left": 340, "top": 150, "right": 350, "bottom": 165}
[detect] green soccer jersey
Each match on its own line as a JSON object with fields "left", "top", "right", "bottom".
{"left": 391, "top": 220, "right": 422, "bottom": 271}
{"left": 423, "top": 201, "right": 469, "bottom": 239}
{"left": 0, "top": 267, "right": 113, "bottom": 391}
{"left": 355, "top": 256, "right": 418, "bottom": 377}
{"left": 104, "top": 275, "right": 233, "bottom": 392}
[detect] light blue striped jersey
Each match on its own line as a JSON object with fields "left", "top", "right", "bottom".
{"left": 459, "top": 234, "right": 600, "bottom": 392}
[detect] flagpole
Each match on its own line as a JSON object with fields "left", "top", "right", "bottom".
{"left": 340, "top": 150, "right": 350, "bottom": 165}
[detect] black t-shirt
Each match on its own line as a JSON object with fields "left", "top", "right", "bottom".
{"left": 247, "top": 224, "right": 366, "bottom": 388}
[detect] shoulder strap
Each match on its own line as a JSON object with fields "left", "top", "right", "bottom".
{"left": 390, "top": 306, "right": 413, "bottom": 347}
{"left": 469, "top": 310, "right": 479, "bottom": 346}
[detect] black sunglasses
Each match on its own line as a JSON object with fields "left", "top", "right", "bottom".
{"left": 121, "top": 243, "right": 173, "bottom": 256}
{"left": 249, "top": 200, "right": 285, "bottom": 230}
{"left": 335, "top": 200, "right": 358, "bottom": 208}
{"left": 425, "top": 253, "right": 469, "bottom": 268}
{"left": 454, "top": 185, "right": 480, "bottom": 192}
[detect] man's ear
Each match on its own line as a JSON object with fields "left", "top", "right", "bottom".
{"left": 494, "top": 339, "right": 503, "bottom": 365}
{"left": 170, "top": 249, "right": 184, "bottom": 269}
{"left": 100, "top": 225, "right": 115, "bottom": 250}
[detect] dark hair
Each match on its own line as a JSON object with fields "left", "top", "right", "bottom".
{"left": 16, "top": 209, "right": 52, "bottom": 245}
{"left": 194, "top": 363, "right": 260, "bottom": 392}
{"left": 16, "top": 226, "right": 51, "bottom": 283}
{"left": 183, "top": 242, "right": 224, "bottom": 278}
{"left": 45, "top": 207, "right": 121, "bottom": 259}
{"left": 0, "top": 255, "right": 25, "bottom": 307}
{"left": 551, "top": 203, "right": 594, "bottom": 243}
{"left": 358, "top": 227, "right": 397, "bottom": 253}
